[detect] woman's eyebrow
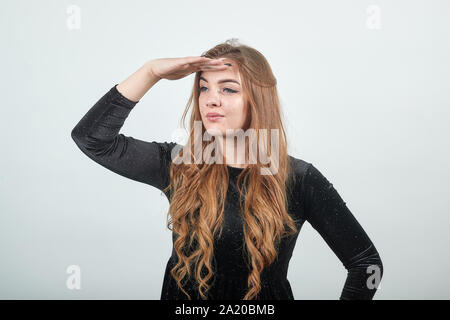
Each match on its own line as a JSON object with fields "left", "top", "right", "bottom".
{"left": 199, "top": 76, "right": 240, "bottom": 85}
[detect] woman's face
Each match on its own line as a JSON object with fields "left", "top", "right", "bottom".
{"left": 198, "top": 59, "right": 247, "bottom": 136}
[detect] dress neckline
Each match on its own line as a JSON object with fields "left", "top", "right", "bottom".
{"left": 227, "top": 165, "right": 245, "bottom": 170}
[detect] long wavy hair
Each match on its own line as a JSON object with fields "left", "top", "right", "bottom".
{"left": 162, "top": 39, "right": 298, "bottom": 300}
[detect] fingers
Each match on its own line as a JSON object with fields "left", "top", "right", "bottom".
{"left": 190, "top": 63, "right": 227, "bottom": 69}
{"left": 190, "top": 58, "right": 222, "bottom": 65}
{"left": 191, "top": 65, "right": 229, "bottom": 74}
{"left": 184, "top": 56, "right": 229, "bottom": 74}
{"left": 201, "top": 64, "right": 229, "bottom": 70}
{"left": 190, "top": 59, "right": 228, "bottom": 68}
{"left": 182, "top": 56, "right": 211, "bottom": 64}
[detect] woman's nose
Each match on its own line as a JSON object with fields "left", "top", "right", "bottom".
{"left": 206, "top": 90, "right": 221, "bottom": 106}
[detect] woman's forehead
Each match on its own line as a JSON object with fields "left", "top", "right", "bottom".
{"left": 199, "top": 67, "right": 241, "bottom": 84}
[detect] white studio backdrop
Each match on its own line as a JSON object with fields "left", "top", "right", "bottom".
{"left": 0, "top": 0, "right": 449, "bottom": 299}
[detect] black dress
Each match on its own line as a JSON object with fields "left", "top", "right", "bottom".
{"left": 71, "top": 84, "right": 384, "bottom": 300}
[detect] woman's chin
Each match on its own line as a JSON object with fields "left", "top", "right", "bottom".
{"left": 205, "top": 126, "right": 224, "bottom": 136}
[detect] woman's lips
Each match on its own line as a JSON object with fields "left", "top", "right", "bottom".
{"left": 206, "top": 115, "right": 224, "bottom": 122}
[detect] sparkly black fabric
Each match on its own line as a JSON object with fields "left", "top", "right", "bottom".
{"left": 71, "top": 84, "right": 383, "bottom": 300}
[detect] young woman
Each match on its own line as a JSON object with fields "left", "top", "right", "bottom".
{"left": 71, "top": 39, "right": 383, "bottom": 300}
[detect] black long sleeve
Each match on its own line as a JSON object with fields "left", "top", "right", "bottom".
{"left": 71, "top": 84, "right": 177, "bottom": 194}
{"left": 301, "top": 163, "right": 384, "bottom": 299}
{"left": 71, "top": 84, "right": 383, "bottom": 300}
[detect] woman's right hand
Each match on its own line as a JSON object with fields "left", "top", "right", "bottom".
{"left": 145, "top": 56, "right": 229, "bottom": 81}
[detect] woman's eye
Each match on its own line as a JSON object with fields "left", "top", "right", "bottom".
{"left": 199, "top": 86, "right": 237, "bottom": 93}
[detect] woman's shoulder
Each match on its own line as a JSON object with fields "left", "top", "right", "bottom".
{"left": 152, "top": 141, "right": 183, "bottom": 163}
{"left": 287, "top": 155, "right": 339, "bottom": 197}
{"left": 287, "top": 155, "right": 332, "bottom": 194}
{"left": 288, "top": 154, "right": 312, "bottom": 179}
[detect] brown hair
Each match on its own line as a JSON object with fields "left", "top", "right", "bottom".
{"left": 162, "top": 38, "right": 298, "bottom": 300}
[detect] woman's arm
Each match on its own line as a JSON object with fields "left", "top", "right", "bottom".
{"left": 70, "top": 61, "right": 177, "bottom": 193}
{"left": 301, "top": 163, "right": 384, "bottom": 300}
{"left": 71, "top": 57, "right": 228, "bottom": 192}
{"left": 116, "top": 60, "right": 161, "bottom": 103}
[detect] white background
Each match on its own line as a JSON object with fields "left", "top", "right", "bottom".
{"left": 0, "top": 0, "right": 449, "bottom": 299}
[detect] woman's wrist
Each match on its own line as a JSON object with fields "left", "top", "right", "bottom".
{"left": 144, "top": 60, "right": 161, "bottom": 81}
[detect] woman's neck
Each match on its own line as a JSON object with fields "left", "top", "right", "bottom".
{"left": 219, "top": 136, "right": 248, "bottom": 168}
